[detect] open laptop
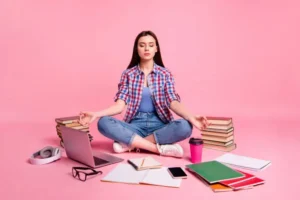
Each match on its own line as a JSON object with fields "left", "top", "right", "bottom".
{"left": 59, "top": 125, "right": 124, "bottom": 168}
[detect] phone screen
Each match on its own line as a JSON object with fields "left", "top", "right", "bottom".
{"left": 168, "top": 167, "right": 187, "bottom": 178}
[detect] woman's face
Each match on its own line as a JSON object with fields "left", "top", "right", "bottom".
{"left": 137, "top": 35, "right": 158, "bottom": 61}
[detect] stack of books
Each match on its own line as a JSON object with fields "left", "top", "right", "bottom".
{"left": 55, "top": 116, "right": 93, "bottom": 148}
{"left": 201, "top": 116, "right": 236, "bottom": 152}
{"left": 186, "top": 161, "right": 265, "bottom": 192}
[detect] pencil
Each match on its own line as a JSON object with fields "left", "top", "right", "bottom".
{"left": 140, "top": 158, "right": 145, "bottom": 168}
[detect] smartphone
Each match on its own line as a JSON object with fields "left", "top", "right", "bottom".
{"left": 167, "top": 167, "right": 187, "bottom": 179}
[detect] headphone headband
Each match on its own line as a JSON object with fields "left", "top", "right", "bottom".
{"left": 29, "top": 146, "right": 62, "bottom": 165}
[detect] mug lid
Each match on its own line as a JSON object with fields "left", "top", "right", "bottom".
{"left": 189, "top": 137, "right": 203, "bottom": 145}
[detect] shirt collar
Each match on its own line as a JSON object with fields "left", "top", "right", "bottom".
{"left": 136, "top": 63, "right": 158, "bottom": 75}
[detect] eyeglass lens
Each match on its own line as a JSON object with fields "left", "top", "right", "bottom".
{"left": 72, "top": 168, "right": 87, "bottom": 181}
{"left": 78, "top": 171, "right": 87, "bottom": 181}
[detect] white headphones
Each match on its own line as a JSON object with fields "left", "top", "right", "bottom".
{"left": 29, "top": 146, "right": 62, "bottom": 165}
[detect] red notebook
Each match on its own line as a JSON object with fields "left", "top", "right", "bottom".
{"left": 230, "top": 177, "right": 265, "bottom": 190}
{"left": 220, "top": 169, "right": 254, "bottom": 186}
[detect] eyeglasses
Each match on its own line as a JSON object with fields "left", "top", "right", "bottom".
{"left": 72, "top": 167, "right": 102, "bottom": 181}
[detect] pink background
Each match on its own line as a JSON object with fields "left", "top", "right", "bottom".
{"left": 1, "top": 0, "right": 299, "bottom": 200}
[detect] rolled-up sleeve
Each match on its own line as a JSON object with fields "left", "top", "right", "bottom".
{"left": 165, "top": 72, "right": 181, "bottom": 108}
{"left": 114, "top": 71, "right": 130, "bottom": 104}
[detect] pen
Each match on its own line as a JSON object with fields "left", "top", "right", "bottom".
{"left": 140, "top": 158, "right": 145, "bottom": 168}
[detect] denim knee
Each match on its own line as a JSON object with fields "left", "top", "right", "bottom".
{"left": 97, "top": 116, "right": 113, "bottom": 137}
{"left": 174, "top": 119, "right": 193, "bottom": 139}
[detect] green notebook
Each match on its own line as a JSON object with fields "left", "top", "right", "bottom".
{"left": 186, "top": 161, "right": 244, "bottom": 184}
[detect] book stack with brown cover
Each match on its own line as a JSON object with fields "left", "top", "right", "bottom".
{"left": 55, "top": 115, "right": 93, "bottom": 147}
{"left": 201, "top": 117, "right": 236, "bottom": 152}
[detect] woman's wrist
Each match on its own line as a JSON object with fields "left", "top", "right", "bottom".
{"left": 95, "top": 111, "right": 103, "bottom": 118}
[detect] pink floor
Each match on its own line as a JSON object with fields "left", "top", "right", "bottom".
{"left": 1, "top": 118, "right": 299, "bottom": 200}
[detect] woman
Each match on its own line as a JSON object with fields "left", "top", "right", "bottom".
{"left": 79, "top": 30, "right": 209, "bottom": 158}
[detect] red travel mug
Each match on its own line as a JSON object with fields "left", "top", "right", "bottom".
{"left": 189, "top": 137, "right": 203, "bottom": 163}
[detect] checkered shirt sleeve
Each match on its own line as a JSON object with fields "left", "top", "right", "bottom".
{"left": 114, "top": 71, "right": 130, "bottom": 104}
{"left": 165, "top": 72, "right": 181, "bottom": 108}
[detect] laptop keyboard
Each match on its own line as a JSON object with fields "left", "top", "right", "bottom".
{"left": 93, "top": 156, "right": 109, "bottom": 165}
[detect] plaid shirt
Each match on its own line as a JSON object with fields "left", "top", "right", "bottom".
{"left": 114, "top": 63, "right": 181, "bottom": 123}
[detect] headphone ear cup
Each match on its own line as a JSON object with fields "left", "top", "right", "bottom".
{"left": 52, "top": 148, "right": 60, "bottom": 156}
{"left": 40, "top": 146, "right": 54, "bottom": 158}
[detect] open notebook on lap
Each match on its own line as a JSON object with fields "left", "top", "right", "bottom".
{"left": 60, "top": 125, "right": 124, "bottom": 168}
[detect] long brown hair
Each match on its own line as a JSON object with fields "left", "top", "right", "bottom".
{"left": 127, "top": 30, "right": 165, "bottom": 69}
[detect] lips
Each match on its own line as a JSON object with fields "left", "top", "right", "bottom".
{"left": 144, "top": 53, "right": 150, "bottom": 56}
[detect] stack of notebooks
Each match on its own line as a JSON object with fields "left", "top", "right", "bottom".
{"left": 101, "top": 156, "right": 182, "bottom": 188}
{"left": 55, "top": 116, "right": 93, "bottom": 147}
{"left": 201, "top": 116, "right": 236, "bottom": 152}
{"left": 215, "top": 153, "right": 272, "bottom": 171}
{"left": 186, "top": 160, "right": 265, "bottom": 192}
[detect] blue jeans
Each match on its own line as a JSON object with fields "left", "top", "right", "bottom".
{"left": 97, "top": 112, "right": 193, "bottom": 146}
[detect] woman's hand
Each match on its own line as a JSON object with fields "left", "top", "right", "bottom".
{"left": 188, "top": 115, "right": 209, "bottom": 131}
{"left": 78, "top": 111, "right": 98, "bottom": 126}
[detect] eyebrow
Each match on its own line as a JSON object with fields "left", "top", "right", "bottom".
{"left": 139, "top": 42, "right": 155, "bottom": 44}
